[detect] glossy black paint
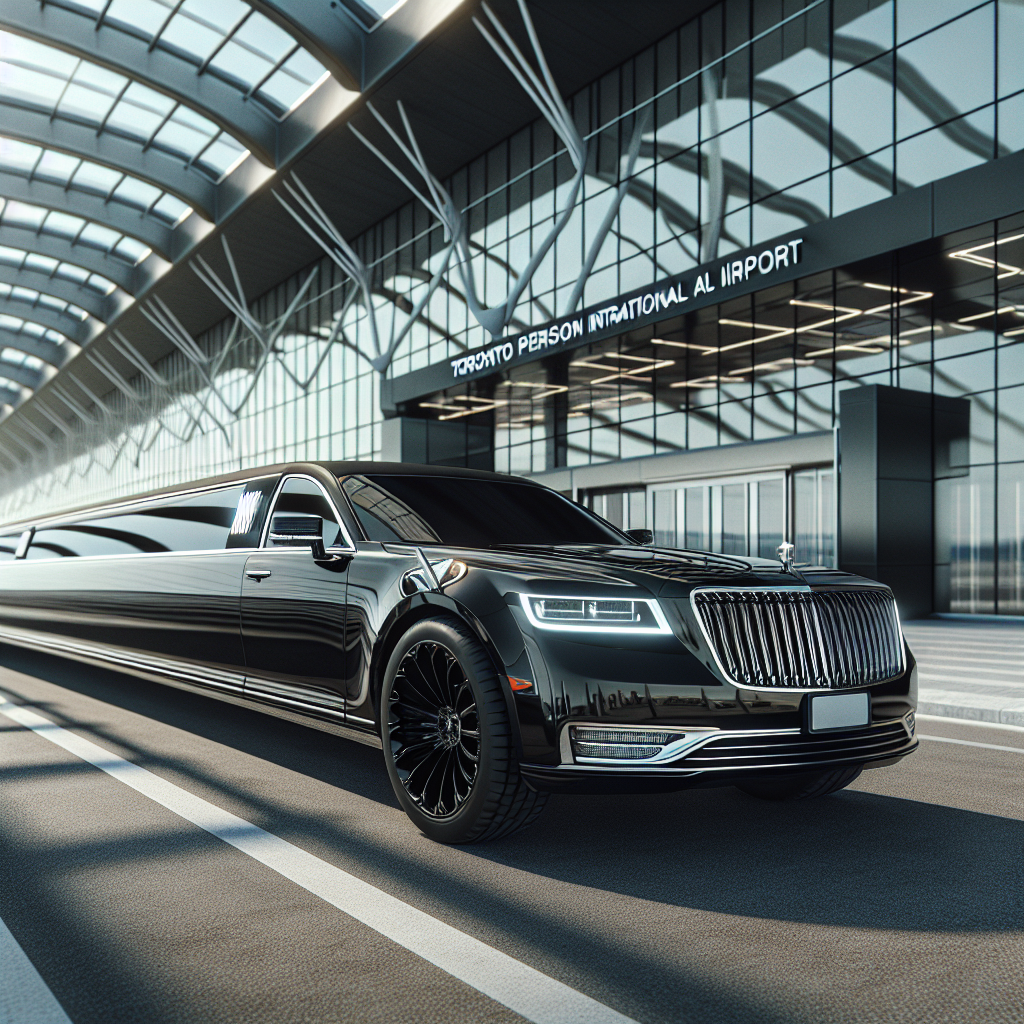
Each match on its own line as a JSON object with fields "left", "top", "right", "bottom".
{"left": 0, "top": 460, "right": 918, "bottom": 795}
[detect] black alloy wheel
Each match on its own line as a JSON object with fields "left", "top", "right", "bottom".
{"left": 381, "top": 616, "right": 547, "bottom": 843}
{"left": 389, "top": 639, "right": 480, "bottom": 817}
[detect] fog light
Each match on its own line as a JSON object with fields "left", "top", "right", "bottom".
{"left": 575, "top": 742, "right": 662, "bottom": 760}
{"left": 571, "top": 726, "right": 676, "bottom": 761}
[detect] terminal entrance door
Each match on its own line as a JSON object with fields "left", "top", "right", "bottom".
{"left": 585, "top": 466, "right": 835, "bottom": 567}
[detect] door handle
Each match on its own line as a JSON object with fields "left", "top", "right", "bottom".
{"left": 245, "top": 570, "right": 272, "bottom": 581}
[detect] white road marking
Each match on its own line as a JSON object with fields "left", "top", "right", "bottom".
{"left": 0, "top": 914, "right": 72, "bottom": 1024}
{"left": 918, "top": 734, "right": 1024, "bottom": 754}
{"left": 916, "top": 714, "right": 1024, "bottom": 733}
{"left": 0, "top": 698, "right": 636, "bottom": 1024}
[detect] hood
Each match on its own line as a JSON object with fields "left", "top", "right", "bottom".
{"left": 444, "top": 544, "right": 806, "bottom": 596}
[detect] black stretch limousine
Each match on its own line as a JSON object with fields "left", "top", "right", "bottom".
{"left": 0, "top": 462, "right": 917, "bottom": 842}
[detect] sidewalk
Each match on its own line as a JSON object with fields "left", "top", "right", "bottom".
{"left": 902, "top": 617, "right": 1024, "bottom": 727}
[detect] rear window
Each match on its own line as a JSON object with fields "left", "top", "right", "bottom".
{"left": 26, "top": 485, "right": 248, "bottom": 559}
{"left": 341, "top": 474, "right": 623, "bottom": 547}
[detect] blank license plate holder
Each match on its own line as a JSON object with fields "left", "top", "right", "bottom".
{"left": 808, "top": 692, "right": 870, "bottom": 732}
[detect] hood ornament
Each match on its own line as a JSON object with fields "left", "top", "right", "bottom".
{"left": 777, "top": 541, "right": 795, "bottom": 573}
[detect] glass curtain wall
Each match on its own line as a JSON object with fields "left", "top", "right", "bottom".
{"left": 3, "top": 0, "right": 1022, "bottom": 571}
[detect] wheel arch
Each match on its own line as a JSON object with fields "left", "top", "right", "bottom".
{"left": 367, "top": 594, "right": 525, "bottom": 757}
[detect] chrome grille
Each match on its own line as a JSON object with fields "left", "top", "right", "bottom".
{"left": 692, "top": 588, "right": 904, "bottom": 689}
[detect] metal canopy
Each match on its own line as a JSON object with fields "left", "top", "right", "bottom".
{"left": 0, "top": 0, "right": 695, "bottom": 484}
{"left": 0, "top": 265, "right": 112, "bottom": 321}
{"left": 0, "top": 0, "right": 375, "bottom": 414}
{"left": 0, "top": 170, "right": 175, "bottom": 259}
{"left": 0, "top": 328, "right": 72, "bottom": 369}
{"left": 0, "top": 302, "right": 94, "bottom": 346}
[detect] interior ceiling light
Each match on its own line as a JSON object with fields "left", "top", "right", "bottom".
{"left": 497, "top": 380, "right": 569, "bottom": 401}
{"left": 651, "top": 338, "right": 715, "bottom": 354}
{"left": 727, "top": 356, "right": 815, "bottom": 376}
{"left": 569, "top": 391, "right": 652, "bottom": 414}
{"left": 949, "top": 232, "right": 1024, "bottom": 279}
{"left": 418, "top": 395, "right": 508, "bottom": 421}
{"left": 570, "top": 353, "right": 673, "bottom": 385}
{"left": 957, "top": 305, "right": 1017, "bottom": 323}
{"left": 669, "top": 374, "right": 739, "bottom": 389}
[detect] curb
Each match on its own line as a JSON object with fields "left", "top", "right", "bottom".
{"left": 917, "top": 696, "right": 1024, "bottom": 729}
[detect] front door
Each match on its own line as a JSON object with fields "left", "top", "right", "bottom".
{"left": 240, "top": 475, "right": 353, "bottom": 715}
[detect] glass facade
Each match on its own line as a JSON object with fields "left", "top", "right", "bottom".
{"left": 1, "top": 0, "right": 1022, "bottom": 613}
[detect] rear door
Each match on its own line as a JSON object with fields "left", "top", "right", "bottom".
{"left": 0, "top": 478, "right": 277, "bottom": 695}
{"left": 240, "top": 474, "right": 355, "bottom": 715}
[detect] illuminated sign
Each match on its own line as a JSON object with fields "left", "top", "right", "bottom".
{"left": 449, "top": 237, "right": 804, "bottom": 380}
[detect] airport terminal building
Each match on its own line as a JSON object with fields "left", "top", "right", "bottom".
{"left": 0, "top": 0, "right": 1021, "bottom": 619}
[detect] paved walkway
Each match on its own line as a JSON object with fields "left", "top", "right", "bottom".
{"left": 903, "top": 617, "right": 1024, "bottom": 726}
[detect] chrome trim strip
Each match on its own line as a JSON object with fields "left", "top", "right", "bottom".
{"left": 559, "top": 722, "right": 721, "bottom": 765}
{"left": 0, "top": 623, "right": 378, "bottom": 742}
{"left": 5, "top": 474, "right": 277, "bottom": 534}
{"left": 547, "top": 717, "right": 916, "bottom": 772}
{"left": 8, "top": 547, "right": 259, "bottom": 566}
{"left": 0, "top": 624, "right": 246, "bottom": 693}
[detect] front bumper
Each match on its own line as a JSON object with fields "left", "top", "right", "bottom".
{"left": 520, "top": 714, "right": 918, "bottom": 794}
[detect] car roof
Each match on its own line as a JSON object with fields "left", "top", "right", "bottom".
{"left": 0, "top": 461, "right": 544, "bottom": 531}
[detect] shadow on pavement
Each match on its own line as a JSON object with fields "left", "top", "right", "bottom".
{"left": 3, "top": 642, "right": 1022, "bottom": 947}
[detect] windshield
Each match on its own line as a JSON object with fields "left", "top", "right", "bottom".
{"left": 341, "top": 475, "right": 625, "bottom": 547}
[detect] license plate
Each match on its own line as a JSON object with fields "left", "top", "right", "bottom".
{"left": 809, "top": 692, "right": 870, "bottom": 732}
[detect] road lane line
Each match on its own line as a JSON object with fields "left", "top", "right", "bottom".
{"left": 0, "top": 698, "right": 637, "bottom": 1024}
{"left": 0, "top": 914, "right": 72, "bottom": 1024}
{"left": 918, "top": 734, "right": 1024, "bottom": 754}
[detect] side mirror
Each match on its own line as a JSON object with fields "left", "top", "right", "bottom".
{"left": 625, "top": 528, "right": 654, "bottom": 546}
{"left": 269, "top": 513, "right": 327, "bottom": 560}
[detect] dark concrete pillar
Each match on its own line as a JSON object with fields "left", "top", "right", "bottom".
{"left": 380, "top": 416, "right": 493, "bottom": 469}
{"left": 838, "top": 384, "right": 968, "bottom": 620}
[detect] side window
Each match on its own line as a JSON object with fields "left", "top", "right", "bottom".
{"left": 266, "top": 477, "right": 347, "bottom": 549}
{"left": 0, "top": 532, "right": 22, "bottom": 561}
{"left": 227, "top": 477, "right": 278, "bottom": 548}
{"left": 26, "top": 485, "right": 247, "bottom": 559}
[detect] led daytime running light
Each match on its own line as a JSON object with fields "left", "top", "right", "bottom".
{"left": 518, "top": 593, "right": 671, "bottom": 634}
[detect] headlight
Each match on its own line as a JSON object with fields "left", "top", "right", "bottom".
{"left": 518, "top": 593, "right": 671, "bottom": 634}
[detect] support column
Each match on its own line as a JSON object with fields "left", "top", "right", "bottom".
{"left": 838, "top": 384, "right": 968, "bottom": 619}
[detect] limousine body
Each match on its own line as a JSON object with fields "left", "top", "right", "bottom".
{"left": 0, "top": 462, "right": 918, "bottom": 842}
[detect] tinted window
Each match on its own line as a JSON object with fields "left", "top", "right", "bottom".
{"left": 0, "top": 533, "right": 21, "bottom": 561}
{"left": 26, "top": 485, "right": 246, "bottom": 559}
{"left": 267, "top": 477, "right": 347, "bottom": 549}
{"left": 342, "top": 475, "right": 624, "bottom": 547}
{"left": 227, "top": 477, "right": 278, "bottom": 548}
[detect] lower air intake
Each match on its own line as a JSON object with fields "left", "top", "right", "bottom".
{"left": 692, "top": 588, "right": 905, "bottom": 689}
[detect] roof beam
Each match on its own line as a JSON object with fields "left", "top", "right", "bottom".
{"left": 0, "top": 328, "right": 73, "bottom": 369}
{"left": 0, "top": 223, "right": 159, "bottom": 293}
{"left": 0, "top": 169, "right": 175, "bottom": 259}
{"left": 0, "top": 384, "right": 22, "bottom": 408}
{"left": 0, "top": 103, "right": 216, "bottom": 221}
{"left": 254, "top": 0, "right": 465, "bottom": 91}
{"left": 1, "top": 0, "right": 278, "bottom": 166}
{"left": 0, "top": 263, "right": 118, "bottom": 322}
{"left": 0, "top": 302, "right": 96, "bottom": 346}
{"left": 0, "top": 359, "right": 44, "bottom": 390}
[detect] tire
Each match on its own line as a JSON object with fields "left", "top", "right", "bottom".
{"left": 735, "top": 766, "right": 863, "bottom": 801}
{"left": 381, "top": 615, "right": 548, "bottom": 843}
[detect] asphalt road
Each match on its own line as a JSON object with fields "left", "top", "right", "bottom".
{"left": 0, "top": 645, "right": 1022, "bottom": 1024}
